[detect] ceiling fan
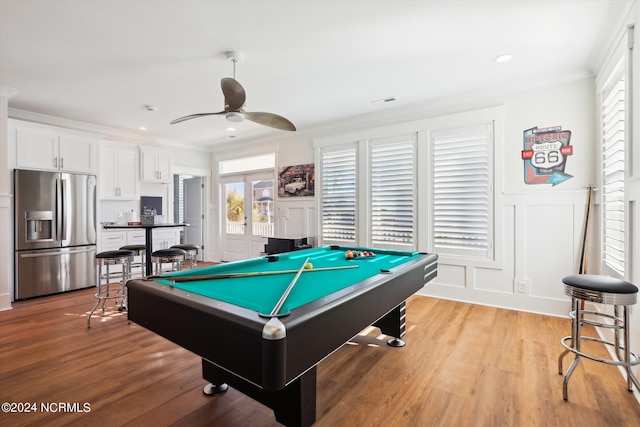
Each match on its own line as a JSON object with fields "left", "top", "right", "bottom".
{"left": 170, "top": 52, "right": 296, "bottom": 131}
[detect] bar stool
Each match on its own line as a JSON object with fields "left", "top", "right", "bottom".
{"left": 152, "top": 248, "right": 187, "bottom": 275}
{"left": 88, "top": 249, "right": 135, "bottom": 328}
{"left": 120, "top": 244, "right": 146, "bottom": 278}
{"left": 558, "top": 274, "right": 640, "bottom": 400}
{"left": 170, "top": 244, "right": 200, "bottom": 269}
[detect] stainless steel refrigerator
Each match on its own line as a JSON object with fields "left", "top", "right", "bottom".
{"left": 14, "top": 169, "right": 97, "bottom": 299}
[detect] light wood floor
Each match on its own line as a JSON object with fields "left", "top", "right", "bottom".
{"left": 1, "top": 286, "right": 640, "bottom": 427}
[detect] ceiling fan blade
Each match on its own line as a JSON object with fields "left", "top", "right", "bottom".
{"left": 244, "top": 112, "right": 296, "bottom": 131}
{"left": 221, "top": 78, "right": 246, "bottom": 112}
{"left": 170, "top": 111, "right": 226, "bottom": 124}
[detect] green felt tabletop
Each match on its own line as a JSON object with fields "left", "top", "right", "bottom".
{"left": 154, "top": 246, "right": 421, "bottom": 314}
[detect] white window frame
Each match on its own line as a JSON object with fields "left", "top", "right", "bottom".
{"left": 318, "top": 144, "right": 358, "bottom": 245}
{"left": 595, "top": 23, "right": 635, "bottom": 280}
{"left": 314, "top": 106, "right": 504, "bottom": 268}
{"left": 430, "top": 123, "right": 494, "bottom": 260}
{"left": 600, "top": 61, "right": 626, "bottom": 278}
{"left": 367, "top": 134, "right": 417, "bottom": 250}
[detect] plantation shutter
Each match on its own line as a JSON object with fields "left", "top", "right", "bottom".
{"left": 321, "top": 147, "right": 357, "bottom": 243}
{"left": 176, "top": 175, "right": 185, "bottom": 223}
{"left": 601, "top": 73, "right": 625, "bottom": 277}
{"left": 370, "top": 136, "right": 416, "bottom": 248}
{"left": 432, "top": 124, "right": 492, "bottom": 258}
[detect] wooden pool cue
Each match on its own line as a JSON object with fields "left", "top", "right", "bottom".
{"left": 269, "top": 257, "right": 309, "bottom": 316}
{"left": 145, "top": 264, "right": 359, "bottom": 282}
{"left": 579, "top": 186, "right": 594, "bottom": 275}
{"left": 579, "top": 186, "right": 594, "bottom": 313}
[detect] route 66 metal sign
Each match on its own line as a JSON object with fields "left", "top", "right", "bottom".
{"left": 522, "top": 126, "right": 573, "bottom": 186}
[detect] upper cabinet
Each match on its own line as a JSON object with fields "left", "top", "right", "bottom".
{"left": 10, "top": 120, "right": 99, "bottom": 174}
{"left": 100, "top": 142, "right": 139, "bottom": 200}
{"left": 140, "top": 147, "right": 172, "bottom": 183}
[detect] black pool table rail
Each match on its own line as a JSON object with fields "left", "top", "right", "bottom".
{"left": 127, "top": 249, "right": 438, "bottom": 427}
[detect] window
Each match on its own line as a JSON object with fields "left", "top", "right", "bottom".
{"left": 316, "top": 107, "right": 500, "bottom": 263}
{"left": 173, "top": 174, "right": 187, "bottom": 223}
{"left": 320, "top": 147, "right": 357, "bottom": 244}
{"left": 431, "top": 124, "right": 493, "bottom": 259}
{"left": 219, "top": 153, "right": 275, "bottom": 174}
{"left": 370, "top": 135, "right": 416, "bottom": 248}
{"left": 319, "top": 137, "right": 417, "bottom": 248}
{"left": 600, "top": 64, "right": 626, "bottom": 278}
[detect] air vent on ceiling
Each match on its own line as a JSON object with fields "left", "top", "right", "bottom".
{"left": 371, "top": 97, "right": 396, "bottom": 105}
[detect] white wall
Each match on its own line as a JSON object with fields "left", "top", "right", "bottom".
{"left": 275, "top": 135, "right": 317, "bottom": 243}
{"left": 424, "top": 78, "right": 595, "bottom": 317}
{"left": 0, "top": 87, "right": 18, "bottom": 311}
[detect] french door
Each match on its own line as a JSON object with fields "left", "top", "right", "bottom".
{"left": 221, "top": 171, "right": 275, "bottom": 261}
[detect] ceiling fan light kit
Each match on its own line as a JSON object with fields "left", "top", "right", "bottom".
{"left": 170, "top": 51, "right": 296, "bottom": 132}
{"left": 225, "top": 111, "right": 244, "bottom": 123}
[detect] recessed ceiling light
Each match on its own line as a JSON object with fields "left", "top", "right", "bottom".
{"left": 494, "top": 54, "right": 512, "bottom": 63}
{"left": 227, "top": 127, "right": 236, "bottom": 131}
{"left": 139, "top": 126, "right": 146, "bottom": 131}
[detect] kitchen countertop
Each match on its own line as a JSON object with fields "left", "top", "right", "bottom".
{"left": 102, "top": 223, "right": 188, "bottom": 229}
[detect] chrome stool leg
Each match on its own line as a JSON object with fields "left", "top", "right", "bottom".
{"left": 152, "top": 248, "right": 187, "bottom": 276}
{"left": 170, "top": 244, "right": 199, "bottom": 270}
{"left": 558, "top": 274, "right": 639, "bottom": 401}
{"left": 88, "top": 250, "right": 134, "bottom": 328}
{"left": 560, "top": 297, "right": 582, "bottom": 400}
{"left": 623, "top": 306, "right": 640, "bottom": 392}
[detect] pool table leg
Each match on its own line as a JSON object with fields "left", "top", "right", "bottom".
{"left": 372, "top": 301, "right": 407, "bottom": 347}
{"left": 202, "top": 359, "right": 317, "bottom": 427}
{"left": 202, "top": 359, "right": 316, "bottom": 427}
{"left": 203, "top": 382, "right": 229, "bottom": 395}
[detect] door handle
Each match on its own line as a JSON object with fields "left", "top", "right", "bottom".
{"left": 59, "top": 179, "right": 68, "bottom": 241}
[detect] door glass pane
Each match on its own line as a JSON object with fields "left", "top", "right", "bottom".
{"left": 252, "top": 180, "right": 274, "bottom": 237}
{"left": 225, "top": 182, "right": 245, "bottom": 235}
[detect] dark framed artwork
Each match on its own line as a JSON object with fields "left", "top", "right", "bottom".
{"left": 278, "top": 163, "right": 315, "bottom": 198}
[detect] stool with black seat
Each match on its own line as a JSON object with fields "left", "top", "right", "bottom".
{"left": 88, "top": 249, "right": 135, "bottom": 328}
{"left": 119, "top": 244, "right": 146, "bottom": 278}
{"left": 152, "top": 248, "right": 187, "bottom": 275}
{"left": 558, "top": 274, "right": 640, "bottom": 400}
{"left": 170, "top": 244, "right": 200, "bottom": 269}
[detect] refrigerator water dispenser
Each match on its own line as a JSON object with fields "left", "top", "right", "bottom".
{"left": 25, "top": 211, "right": 53, "bottom": 242}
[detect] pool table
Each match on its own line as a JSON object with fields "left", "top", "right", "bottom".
{"left": 127, "top": 245, "right": 438, "bottom": 427}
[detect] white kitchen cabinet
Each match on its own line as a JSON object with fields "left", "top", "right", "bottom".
{"left": 140, "top": 147, "right": 172, "bottom": 183}
{"left": 152, "top": 228, "right": 180, "bottom": 250}
{"left": 11, "top": 120, "right": 98, "bottom": 174}
{"left": 98, "top": 230, "right": 150, "bottom": 251}
{"left": 99, "top": 229, "right": 178, "bottom": 253}
{"left": 100, "top": 143, "right": 139, "bottom": 199}
{"left": 126, "top": 230, "right": 146, "bottom": 245}
{"left": 98, "top": 230, "right": 127, "bottom": 253}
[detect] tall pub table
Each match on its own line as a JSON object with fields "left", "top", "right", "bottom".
{"left": 102, "top": 223, "right": 189, "bottom": 276}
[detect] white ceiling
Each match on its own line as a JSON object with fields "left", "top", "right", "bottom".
{"left": 0, "top": 0, "right": 630, "bottom": 148}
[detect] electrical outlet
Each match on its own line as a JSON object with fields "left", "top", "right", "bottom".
{"left": 516, "top": 280, "right": 528, "bottom": 294}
